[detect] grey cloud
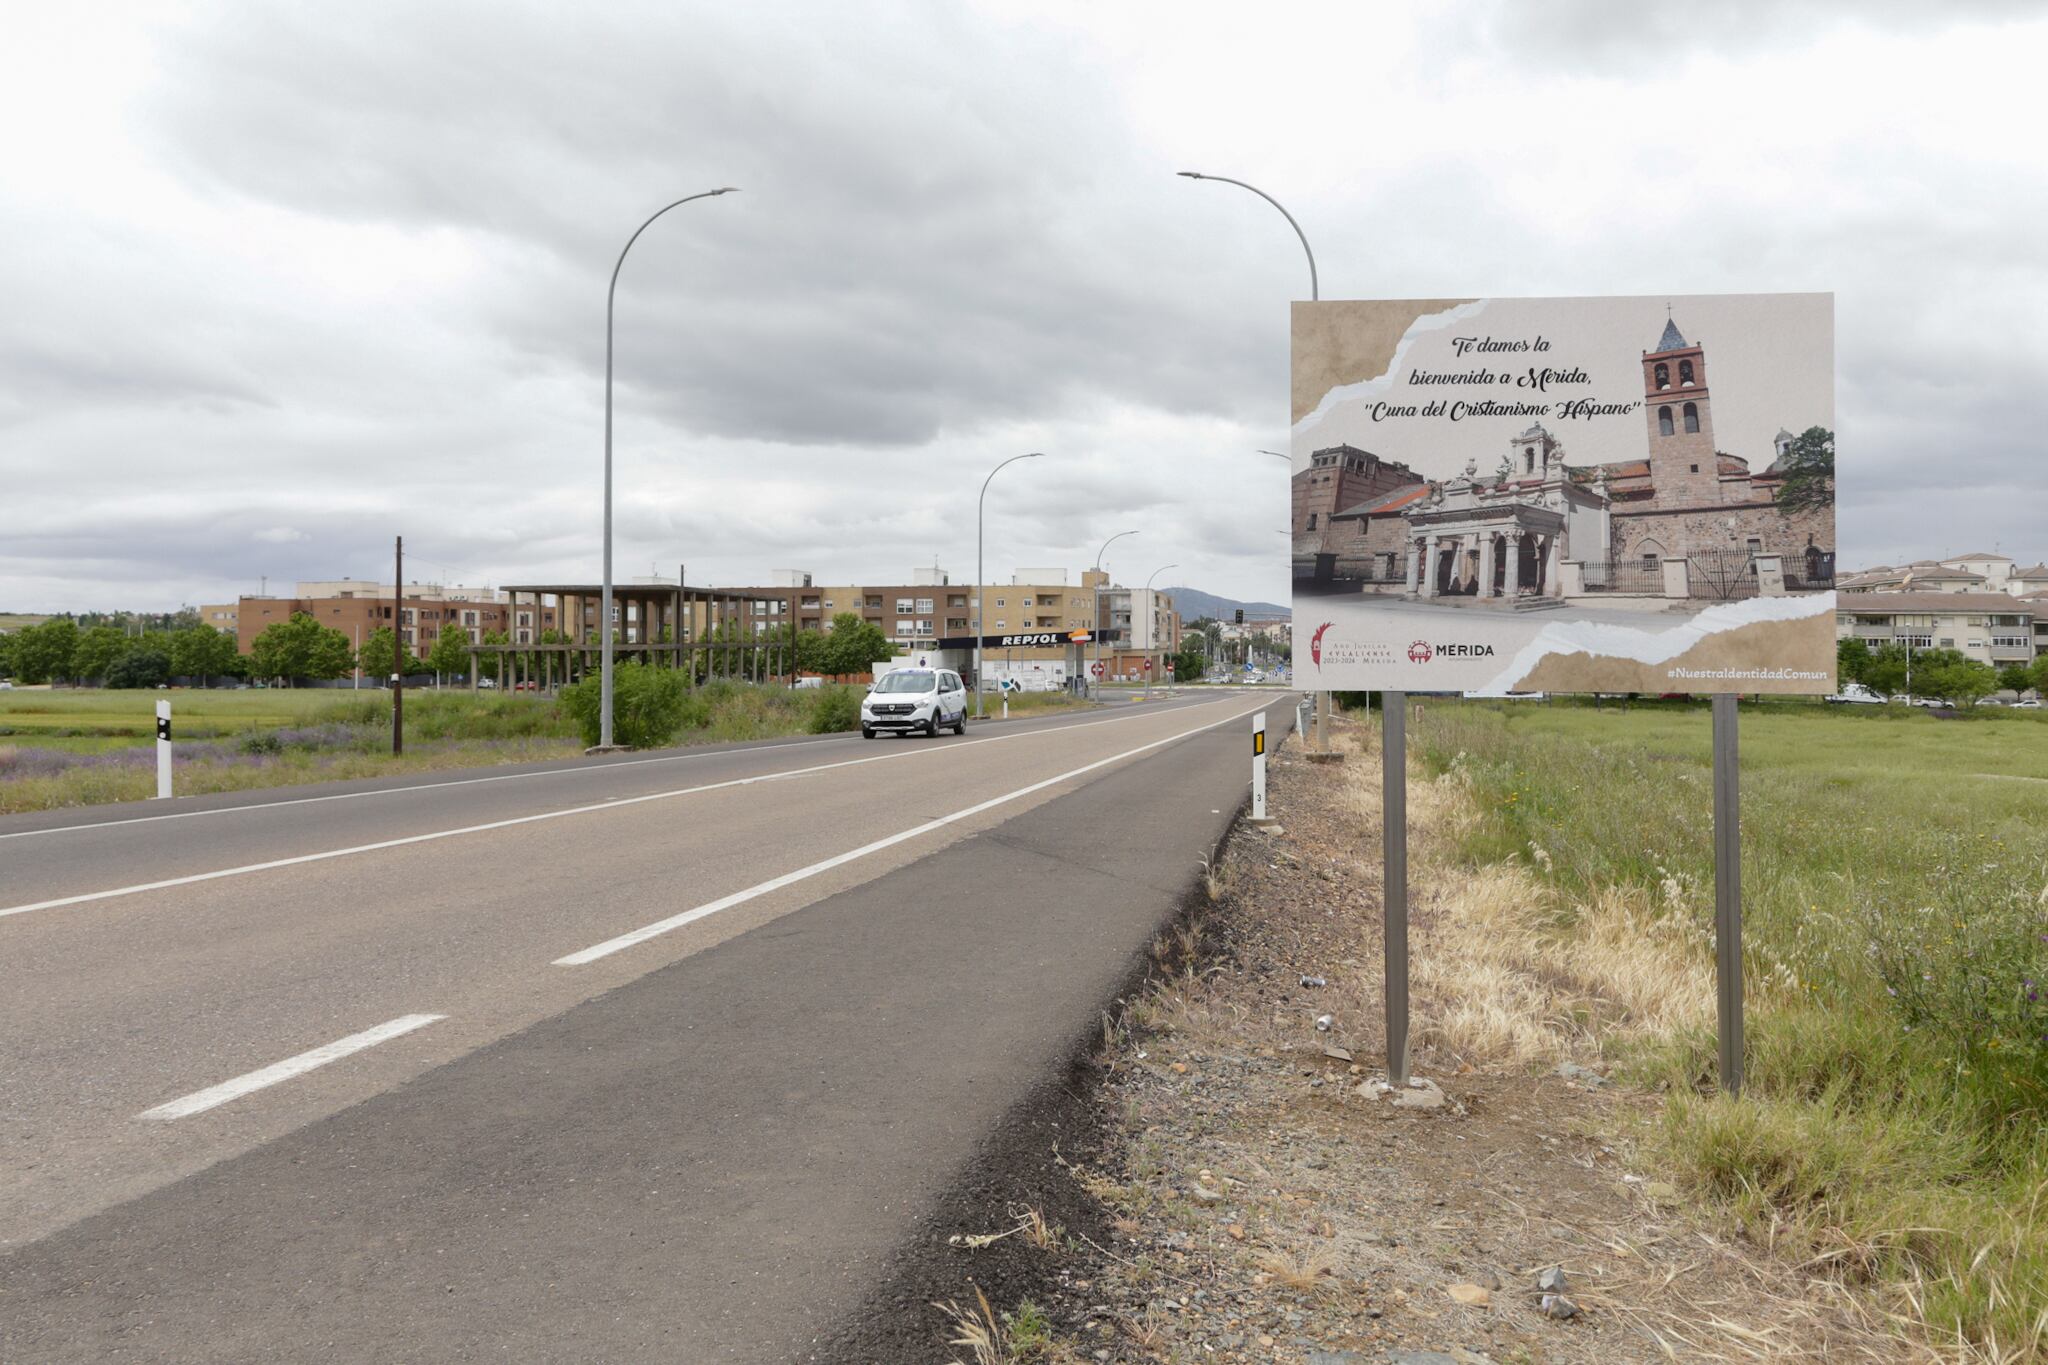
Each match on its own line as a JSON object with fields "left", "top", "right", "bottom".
{"left": 1479, "top": 0, "right": 2041, "bottom": 64}
{"left": 140, "top": 3, "right": 1279, "bottom": 450}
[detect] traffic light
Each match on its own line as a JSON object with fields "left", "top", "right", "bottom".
{"left": 1233, "top": 607, "right": 1244, "bottom": 624}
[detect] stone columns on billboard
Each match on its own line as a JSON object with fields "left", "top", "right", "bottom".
{"left": 1478, "top": 535, "right": 1497, "bottom": 599}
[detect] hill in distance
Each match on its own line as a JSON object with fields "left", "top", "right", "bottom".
{"left": 1161, "top": 587, "right": 1289, "bottom": 623}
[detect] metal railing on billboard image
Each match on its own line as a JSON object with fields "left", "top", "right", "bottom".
{"left": 1576, "top": 558, "right": 1665, "bottom": 595}
{"left": 1686, "top": 550, "right": 1761, "bottom": 601}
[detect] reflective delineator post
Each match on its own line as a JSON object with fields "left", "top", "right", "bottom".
{"left": 154, "top": 699, "right": 172, "bottom": 800}
{"left": 1249, "top": 710, "right": 1273, "bottom": 825}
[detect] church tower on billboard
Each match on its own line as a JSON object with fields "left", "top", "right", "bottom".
{"left": 1642, "top": 314, "right": 1719, "bottom": 505}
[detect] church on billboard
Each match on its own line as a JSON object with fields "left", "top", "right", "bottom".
{"left": 1292, "top": 316, "right": 1835, "bottom": 607}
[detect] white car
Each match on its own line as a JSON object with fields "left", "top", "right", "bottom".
{"left": 1824, "top": 682, "right": 1885, "bottom": 705}
{"left": 861, "top": 668, "right": 967, "bottom": 738}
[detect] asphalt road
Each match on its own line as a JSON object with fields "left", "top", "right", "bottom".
{"left": 0, "top": 690, "right": 1287, "bottom": 1361}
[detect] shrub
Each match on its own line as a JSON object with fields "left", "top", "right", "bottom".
{"left": 558, "top": 664, "right": 688, "bottom": 748}
{"left": 806, "top": 686, "right": 863, "bottom": 734}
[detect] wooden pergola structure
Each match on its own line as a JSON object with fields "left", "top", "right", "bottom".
{"left": 466, "top": 582, "right": 789, "bottom": 693}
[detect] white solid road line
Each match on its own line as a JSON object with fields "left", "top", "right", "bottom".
{"left": 0, "top": 695, "right": 1213, "bottom": 842}
{"left": 0, "top": 699, "right": 1238, "bottom": 923}
{"left": 556, "top": 698, "right": 1270, "bottom": 966}
{"left": 138, "top": 1014, "right": 446, "bottom": 1120}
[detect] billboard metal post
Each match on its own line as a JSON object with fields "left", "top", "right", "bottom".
{"left": 1382, "top": 690, "right": 1409, "bottom": 1086}
{"left": 1713, "top": 693, "right": 1744, "bottom": 1095}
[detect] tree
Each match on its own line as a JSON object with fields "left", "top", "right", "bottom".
{"left": 167, "top": 625, "right": 241, "bottom": 686}
{"left": 1862, "top": 643, "right": 1909, "bottom": 699}
{"left": 1998, "top": 664, "right": 2034, "bottom": 697}
{"left": 104, "top": 647, "right": 171, "bottom": 689}
{"left": 817, "top": 613, "right": 894, "bottom": 677}
{"left": 1172, "top": 641, "right": 1206, "bottom": 682}
{"left": 1905, "top": 648, "right": 1997, "bottom": 707}
{"left": 0, "top": 630, "right": 15, "bottom": 679}
{"left": 426, "top": 623, "right": 476, "bottom": 684}
{"left": 2030, "top": 654, "right": 2048, "bottom": 697}
{"left": 249, "top": 612, "right": 354, "bottom": 685}
{"left": 72, "top": 625, "right": 130, "bottom": 683}
{"left": 355, "top": 626, "right": 416, "bottom": 685}
{"left": 7, "top": 619, "right": 76, "bottom": 684}
{"left": 1836, "top": 637, "right": 1873, "bottom": 687}
{"left": 1772, "top": 425, "right": 1835, "bottom": 513}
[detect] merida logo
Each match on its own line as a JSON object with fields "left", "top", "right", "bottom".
{"left": 1408, "top": 641, "right": 1495, "bottom": 663}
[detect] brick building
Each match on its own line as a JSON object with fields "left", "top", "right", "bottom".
{"left": 204, "top": 582, "right": 551, "bottom": 660}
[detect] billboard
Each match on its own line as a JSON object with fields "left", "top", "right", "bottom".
{"left": 1291, "top": 293, "right": 1835, "bottom": 694}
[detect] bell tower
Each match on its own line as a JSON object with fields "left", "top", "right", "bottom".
{"left": 1642, "top": 313, "right": 1721, "bottom": 505}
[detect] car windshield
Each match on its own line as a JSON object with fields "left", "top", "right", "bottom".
{"left": 874, "top": 671, "right": 936, "bottom": 694}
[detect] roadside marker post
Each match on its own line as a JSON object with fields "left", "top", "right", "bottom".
{"left": 154, "top": 700, "right": 172, "bottom": 800}
{"left": 1382, "top": 691, "right": 1409, "bottom": 1086}
{"left": 1712, "top": 693, "right": 1744, "bottom": 1095}
{"left": 1248, "top": 711, "right": 1276, "bottom": 826}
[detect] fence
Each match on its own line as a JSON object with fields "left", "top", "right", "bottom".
{"left": 1577, "top": 558, "right": 1665, "bottom": 595}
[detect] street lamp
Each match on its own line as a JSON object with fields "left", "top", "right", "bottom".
{"left": 1092, "top": 529, "right": 1137, "bottom": 699}
{"left": 598, "top": 187, "right": 737, "bottom": 751}
{"left": 1176, "top": 173, "right": 1318, "bottom": 302}
{"left": 1179, "top": 171, "right": 1329, "bottom": 750}
{"left": 977, "top": 451, "right": 1046, "bottom": 717}
{"left": 1142, "top": 562, "right": 1177, "bottom": 700}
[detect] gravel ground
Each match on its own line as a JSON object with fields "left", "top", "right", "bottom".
{"left": 1032, "top": 718, "right": 1902, "bottom": 1365}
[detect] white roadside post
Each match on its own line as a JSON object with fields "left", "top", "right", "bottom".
{"left": 154, "top": 699, "right": 172, "bottom": 800}
{"left": 1248, "top": 710, "right": 1276, "bottom": 826}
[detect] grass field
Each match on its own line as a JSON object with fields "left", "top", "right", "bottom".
{"left": 0, "top": 688, "right": 362, "bottom": 750}
{"left": 1409, "top": 698, "right": 2048, "bottom": 1354}
{"left": 0, "top": 683, "right": 1091, "bottom": 814}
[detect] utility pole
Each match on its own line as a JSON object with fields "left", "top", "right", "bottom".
{"left": 392, "top": 535, "right": 404, "bottom": 756}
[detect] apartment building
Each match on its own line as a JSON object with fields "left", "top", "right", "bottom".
{"left": 705, "top": 567, "right": 1182, "bottom": 685}
{"left": 1834, "top": 592, "right": 2037, "bottom": 668}
{"left": 202, "top": 581, "right": 550, "bottom": 657}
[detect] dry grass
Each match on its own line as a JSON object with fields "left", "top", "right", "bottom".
{"left": 1334, "top": 738, "right": 1715, "bottom": 1070}
{"left": 937, "top": 1287, "right": 1065, "bottom": 1365}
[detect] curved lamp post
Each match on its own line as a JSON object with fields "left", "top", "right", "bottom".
{"left": 599, "top": 187, "right": 737, "bottom": 750}
{"left": 1141, "top": 562, "right": 1177, "bottom": 699}
{"left": 1176, "top": 173, "right": 1318, "bottom": 302}
{"left": 1091, "top": 529, "right": 1137, "bottom": 699}
{"left": 1178, "top": 172, "right": 1327, "bottom": 749}
{"left": 977, "top": 451, "right": 1046, "bottom": 717}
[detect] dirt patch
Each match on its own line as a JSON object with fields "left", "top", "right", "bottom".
{"left": 1043, "top": 720, "right": 1906, "bottom": 1364}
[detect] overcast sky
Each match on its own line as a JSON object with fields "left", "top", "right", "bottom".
{"left": 4, "top": 1, "right": 2043, "bottom": 613}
